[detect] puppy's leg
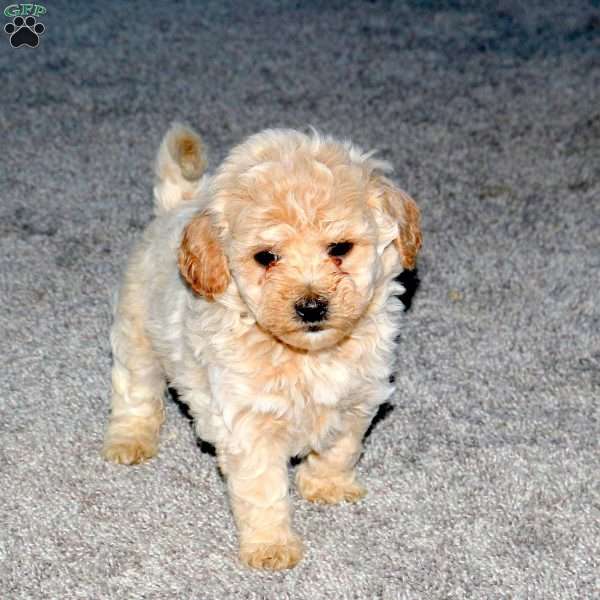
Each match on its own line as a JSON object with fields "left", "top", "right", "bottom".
{"left": 103, "top": 292, "right": 165, "bottom": 465}
{"left": 296, "top": 413, "right": 370, "bottom": 504}
{"left": 220, "top": 412, "right": 302, "bottom": 570}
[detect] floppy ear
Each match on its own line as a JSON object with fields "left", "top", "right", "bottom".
{"left": 369, "top": 176, "right": 422, "bottom": 270}
{"left": 178, "top": 213, "right": 230, "bottom": 300}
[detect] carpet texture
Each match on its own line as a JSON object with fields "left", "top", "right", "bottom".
{"left": 1, "top": 1, "right": 599, "bottom": 598}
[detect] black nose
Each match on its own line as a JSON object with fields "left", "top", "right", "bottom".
{"left": 294, "top": 297, "right": 328, "bottom": 323}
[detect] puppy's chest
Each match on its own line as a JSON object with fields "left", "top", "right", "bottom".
{"left": 236, "top": 321, "right": 394, "bottom": 408}
{"left": 258, "top": 356, "right": 357, "bottom": 453}
{"left": 206, "top": 317, "right": 396, "bottom": 451}
{"left": 257, "top": 346, "right": 365, "bottom": 407}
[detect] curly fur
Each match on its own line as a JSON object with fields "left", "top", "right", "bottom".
{"left": 103, "top": 123, "right": 422, "bottom": 570}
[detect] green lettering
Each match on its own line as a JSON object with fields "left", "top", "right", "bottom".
{"left": 3, "top": 4, "right": 20, "bottom": 17}
{"left": 33, "top": 4, "right": 46, "bottom": 16}
{"left": 21, "top": 4, "right": 33, "bottom": 15}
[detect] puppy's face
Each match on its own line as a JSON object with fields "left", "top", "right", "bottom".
{"left": 225, "top": 160, "right": 382, "bottom": 350}
{"left": 179, "top": 131, "right": 421, "bottom": 351}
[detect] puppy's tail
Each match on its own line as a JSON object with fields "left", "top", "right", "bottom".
{"left": 153, "top": 123, "right": 207, "bottom": 215}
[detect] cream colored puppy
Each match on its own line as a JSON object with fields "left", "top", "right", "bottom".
{"left": 103, "top": 124, "right": 422, "bottom": 570}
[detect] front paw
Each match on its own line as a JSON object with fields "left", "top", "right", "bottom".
{"left": 102, "top": 435, "right": 157, "bottom": 465}
{"left": 240, "top": 534, "right": 303, "bottom": 570}
{"left": 296, "top": 468, "right": 366, "bottom": 504}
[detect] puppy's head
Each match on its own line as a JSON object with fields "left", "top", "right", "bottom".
{"left": 179, "top": 130, "right": 421, "bottom": 351}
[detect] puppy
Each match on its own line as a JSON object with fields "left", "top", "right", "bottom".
{"left": 103, "top": 124, "right": 422, "bottom": 570}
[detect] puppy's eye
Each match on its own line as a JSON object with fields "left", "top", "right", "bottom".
{"left": 254, "top": 250, "right": 279, "bottom": 267}
{"left": 327, "top": 242, "right": 354, "bottom": 257}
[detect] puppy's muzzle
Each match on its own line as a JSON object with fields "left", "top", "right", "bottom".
{"left": 294, "top": 296, "right": 328, "bottom": 323}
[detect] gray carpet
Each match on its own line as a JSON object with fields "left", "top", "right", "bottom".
{"left": 1, "top": 1, "right": 599, "bottom": 598}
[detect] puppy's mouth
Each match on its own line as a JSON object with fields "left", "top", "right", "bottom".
{"left": 306, "top": 325, "right": 324, "bottom": 333}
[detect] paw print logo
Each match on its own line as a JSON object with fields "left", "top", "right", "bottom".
{"left": 4, "top": 15, "right": 45, "bottom": 48}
